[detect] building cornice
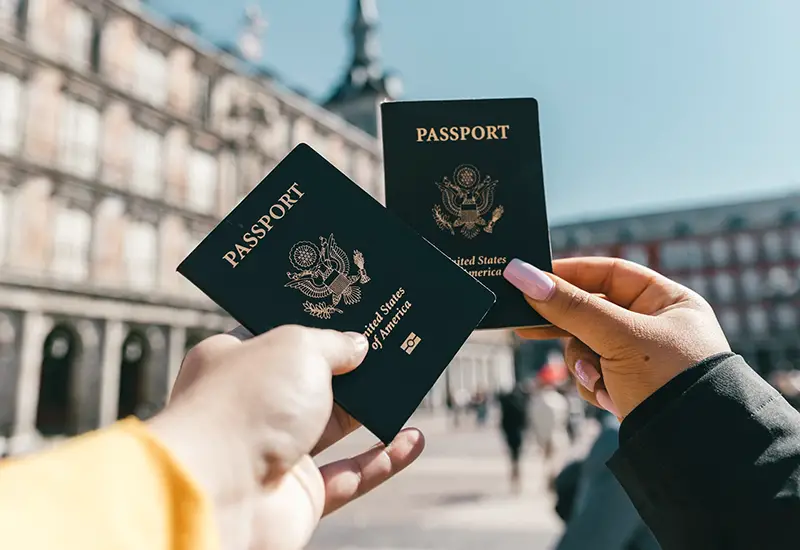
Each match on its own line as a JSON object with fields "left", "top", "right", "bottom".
{"left": 105, "top": 0, "right": 382, "bottom": 157}
{"left": 0, "top": 280, "right": 231, "bottom": 328}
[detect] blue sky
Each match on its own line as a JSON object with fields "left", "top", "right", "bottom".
{"left": 150, "top": 0, "right": 800, "bottom": 224}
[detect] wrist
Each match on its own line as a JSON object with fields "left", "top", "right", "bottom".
{"left": 146, "top": 402, "right": 259, "bottom": 507}
{"left": 618, "top": 352, "right": 735, "bottom": 442}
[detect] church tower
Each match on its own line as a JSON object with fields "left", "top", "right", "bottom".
{"left": 324, "top": 0, "right": 402, "bottom": 136}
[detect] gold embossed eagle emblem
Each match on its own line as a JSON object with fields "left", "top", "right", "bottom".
{"left": 285, "top": 234, "right": 370, "bottom": 319}
{"left": 432, "top": 164, "right": 504, "bottom": 239}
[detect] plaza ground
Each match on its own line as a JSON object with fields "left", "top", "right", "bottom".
{"left": 309, "top": 411, "right": 597, "bottom": 550}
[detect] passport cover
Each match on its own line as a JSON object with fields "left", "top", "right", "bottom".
{"left": 177, "top": 144, "right": 496, "bottom": 444}
{"left": 381, "top": 98, "right": 553, "bottom": 329}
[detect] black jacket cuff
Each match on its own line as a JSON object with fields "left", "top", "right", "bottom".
{"left": 618, "top": 352, "right": 735, "bottom": 444}
{"left": 608, "top": 354, "right": 800, "bottom": 549}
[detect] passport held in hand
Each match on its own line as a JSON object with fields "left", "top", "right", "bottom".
{"left": 178, "top": 144, "right": 495, "bottom": 444}
{"left": 381, "top": 98, "right": 553, "bottom": 329}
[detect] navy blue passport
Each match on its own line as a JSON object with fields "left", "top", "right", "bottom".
{"left": 177, "top": 144, "right": 495, "bottom": 444}
{"left": 381, "top": 98, "right": 553, "bottom": 329}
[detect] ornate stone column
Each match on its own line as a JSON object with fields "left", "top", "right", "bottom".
{"left": 142, "top": 325, "right": 169, "bottom": 416}
{"left": 72, "top": 318, "right": 104, "bottom": 434}
{"left": 12, "top": 311, "right": 52, "bottom": 450}
{"left": 98, "top": 319, "right": 124, "bottom": 427}
{"left": 0, "top": 310, "right": 23, "bottom": 438}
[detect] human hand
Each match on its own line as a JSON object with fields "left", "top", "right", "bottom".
{"left": 503, "top": 257, "right": 731, "bottom": 418}
{"left": 147, "top": 325, "right": 425, "bottom": 550}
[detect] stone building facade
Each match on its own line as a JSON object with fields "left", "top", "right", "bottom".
{"left": 0, "top": 0, "right": 514, "bottom": 455}
{"left": 518, "top": 193, "right": 800, "bottom": 380}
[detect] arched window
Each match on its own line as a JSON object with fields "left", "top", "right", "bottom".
{"left": 37, "top": 324, "right": 79, "bottom": 436}
{"left": 118, "top": 331, "right": 149, "bottom": 419}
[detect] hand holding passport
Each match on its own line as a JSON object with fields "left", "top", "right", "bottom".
{"left": 178, "top": 97, "right": 552, "bottom": 445}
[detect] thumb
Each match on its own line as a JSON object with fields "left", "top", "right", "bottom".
{"left": 503, "top": 259, "right": 635, "bottom": 354}
{"left": 259, "top": 325, "right": 370, "bottom": 375}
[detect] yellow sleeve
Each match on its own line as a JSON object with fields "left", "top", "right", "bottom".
{"left": 0, "top": 418, "right": 219, "bottom": 550}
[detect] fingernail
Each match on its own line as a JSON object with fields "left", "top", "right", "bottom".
{"left": 596, "top": 389, "right": 620, "bottom": 417}
{"left": 345, "top": 332, "right": 369, "bottom": 360}
{"left": 503, "top": 259, "right": 555, "bottom": 301}
{"left": 575, "top": 359, "right": 601, "bottom": 392}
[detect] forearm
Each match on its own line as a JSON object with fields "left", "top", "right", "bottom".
{"left": 610, "top": 353, "right": 800, "bottom": 549}
{"left": 0, "top": 419, "right": 219, "bottom": 550}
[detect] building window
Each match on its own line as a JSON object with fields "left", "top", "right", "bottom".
{"left": 735, "top": 233, "right": 758, "bottom": 264}
{"left": 740, "top": 269, "right": 761, "bottom": 300}
{"left": 50, "top": 207, "right": 92, "bottom": 281}
{"left": 713, "top": 272, "right": 736, "bottom": 302}
{"left": 747, "top": 305, "right": 769, "bottom": 334}
{"left": 187, "top": 149, "right": 218, "bottom": 213}
{"left": 0, "top": 72, "right": 22, "bottom": 155}
{"left": 1, "top": 0, "right": 28, "bottom": 37}
{"left": 64, "top": 7, "right": 92, "bottom": 68}
{"left": 763, "top": 231, "right": 784, "bottom": 262}
{"left": 776, "top": 304, "right": 797, "bottom": 330}
{"left": 59, "top": 97, "right": 100, "bottom": 179}
{"left": 767, "top": 266, "right": 795, "bottom": 298}
{"left": 89, "top": 19, "right": 102, "bottom": 73}
{"left": 719, "top": 309, "right": 740, "bottom": 335}
{"left": 135, "top": 43, "right": 168, "bottom": 106}
{"left": 660, "top": 241, "right": 703, "bottom": 271}
{"left": 687, "top": 275, "right": 708, "bottom": 298}
{"left": 195, "top": 72, "right": 213, "bottom": 124}
{"left": 790, "top": 228, "right": 800, "bottom": 259}
{"left": 124, "top": 221, "right": 158, "bottom": 290}
{"left": 620, "top": 245, "right": 649, "bottom": 267}
{"left": 131, "top": 127, "right": 163, "bottom": 197}
{"left": 708, "top": 237, "right": 730, "bottom": 267}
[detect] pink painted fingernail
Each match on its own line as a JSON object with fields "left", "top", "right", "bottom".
{"left": 575, "top": 360, "right": 601, "bottom": 392}
{"left": 596, "top": 389, "right": 620, "bottom": 417}
{"left": 503, "top": 259, "right": 556, "bottom": 301}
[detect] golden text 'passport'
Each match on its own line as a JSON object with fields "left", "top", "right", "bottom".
{"left": 382, "top": 98, "right": 553, "bottom": 330}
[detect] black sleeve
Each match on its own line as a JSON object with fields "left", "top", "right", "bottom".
{"left": 608, "top": 354, "right": 800, "bottom": 550}
{"left": 556, "top": 430, "right": 650, "bottom": 550}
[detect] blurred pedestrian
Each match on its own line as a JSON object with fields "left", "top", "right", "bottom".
{"left": 498, "top": 382, "right": 529, "bottom": 493}
{"left": 452, "top": 387, "right": 471, "bottom": 428}
{"left": 529, "top": 354, "right": 571, "bottom": 483}
{"left": 472, "top": 387, "right": 489, "bottom": 426}
{"left": 561, "top": 383, "right": 587, "bottom": 443}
